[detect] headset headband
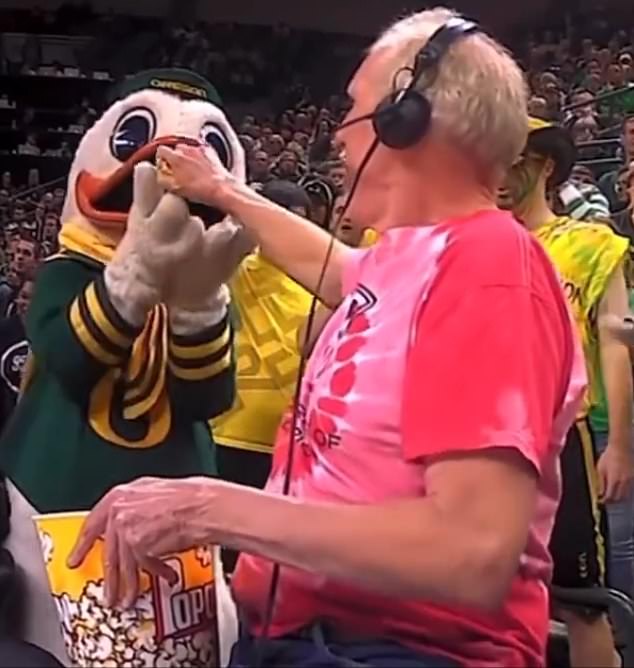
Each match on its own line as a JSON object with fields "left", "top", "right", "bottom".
{"left": 411, "top": 18, "right": 479, "bottom": 89}
{"left": 339, "top": 17, "right": 479, "bottom": 135}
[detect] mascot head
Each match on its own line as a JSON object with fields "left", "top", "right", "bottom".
{"left": 62, "top": 69, "right": 245, "bottom": 236}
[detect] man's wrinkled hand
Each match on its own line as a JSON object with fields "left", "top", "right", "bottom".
{"left": 597, "top": 445, "right": 634, "bottom": 503}
{"left": 156, "top": 144, "right": 240, "bottom": 214}
{"left": 67, "top": 477, "right": 226, "bottom": 609}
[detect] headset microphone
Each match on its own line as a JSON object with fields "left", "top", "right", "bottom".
{"left": 337, "top": 112, "right": 377, "bottom": 131}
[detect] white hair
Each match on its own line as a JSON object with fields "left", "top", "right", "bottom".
{"left": 372, "top": 7, "right": 528, "bottom": 176}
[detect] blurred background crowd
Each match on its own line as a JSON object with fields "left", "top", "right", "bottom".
{"left": 0, "top": 0, "right": 634, "bottom": 422}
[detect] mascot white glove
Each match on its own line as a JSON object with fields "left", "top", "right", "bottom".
{"left": 104, "top": 162, "right": 200, "bottom": 326}
{"left": 166, "top": 218, "right": 253, "bottom": 335}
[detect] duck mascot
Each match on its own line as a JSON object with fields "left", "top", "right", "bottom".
{"left": 0, "top": 69, "right": 248, "bottom": 665}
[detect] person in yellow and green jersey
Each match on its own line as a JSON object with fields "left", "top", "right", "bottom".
{"left": 212, "top": 180, "right": 314, "bottom": 495}
{"left": 561, "top": 163, "right": 634, "bottom": 601}
{"left": 499, "top": 117, "right": 633, "bottom": 668}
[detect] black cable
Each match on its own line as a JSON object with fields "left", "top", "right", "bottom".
{"left": 255, "top": 136, "right": 380, "bottom": 667}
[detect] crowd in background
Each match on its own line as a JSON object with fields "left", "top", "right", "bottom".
{"left": 0, "top": 4, "right": 634, "bottom": 423}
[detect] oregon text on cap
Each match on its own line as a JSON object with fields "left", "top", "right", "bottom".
{"left": 149, "top": 78, "right": 207, "bottom": 99}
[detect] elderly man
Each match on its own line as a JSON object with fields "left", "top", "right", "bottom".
{"left": 70, "top": 9, "right": 584, "bottom": 668}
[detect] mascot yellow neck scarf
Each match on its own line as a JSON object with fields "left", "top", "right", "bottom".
{"left": 58, "top": 221, "right": 168, "bottom": 420}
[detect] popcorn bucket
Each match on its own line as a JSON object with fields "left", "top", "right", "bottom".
{"left": 34, "top": 512, "right": 237, "bottom": 667}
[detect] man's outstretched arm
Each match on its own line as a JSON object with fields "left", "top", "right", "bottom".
{"left": 157, "top": 144, "right": 351, "bottom": 308}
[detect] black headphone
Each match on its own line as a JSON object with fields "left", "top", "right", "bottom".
{"left": 340, "top": 17, "right": 479, "bottom": 150}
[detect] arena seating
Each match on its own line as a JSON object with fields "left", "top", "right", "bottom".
{"left": 1, "top": 4, "right": 634, "bottom": 667}
{"left": 548, "top": 587, "right": 634, "bottom": 666}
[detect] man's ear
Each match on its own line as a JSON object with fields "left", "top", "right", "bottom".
{"left": 542, "top": 156, "right": 556, "bottom": 182}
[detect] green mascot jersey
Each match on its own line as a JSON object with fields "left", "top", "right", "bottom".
{"left": 0, "top": 251, "right": 235, "bottom": 513}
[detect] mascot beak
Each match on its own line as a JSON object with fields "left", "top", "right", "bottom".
{"left": 75, "top": 136, "right": 225, "bottom": 229}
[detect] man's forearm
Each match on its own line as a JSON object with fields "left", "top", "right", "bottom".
{"left": 602, "top": 340, "right": 634, "bottom": 450}
{"left": 598, "top": 264, "right": 633, "bottom": 450}
{"left": 198, "top": 482, "right": 508, "bottom": 611}
{"left": 599, "top": 314, "right": 634, "bottom": 347}
{"left": 226, "top": 183, "right": 348, "bottom": 307}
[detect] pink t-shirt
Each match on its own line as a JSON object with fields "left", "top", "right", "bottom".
{"left": 232, "top": 210, "right": 586, "bottom": 667}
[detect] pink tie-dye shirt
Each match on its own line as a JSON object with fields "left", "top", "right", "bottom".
{"left": 233, "top": 210, "right": 586, "bottom": 668}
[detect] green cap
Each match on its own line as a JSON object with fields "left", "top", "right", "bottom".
{"left": 108, "top": 68, "right": 223, "bottom": 107}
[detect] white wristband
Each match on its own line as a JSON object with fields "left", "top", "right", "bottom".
{"left": 169, "top": 285, "right": 230, "bottom": 336}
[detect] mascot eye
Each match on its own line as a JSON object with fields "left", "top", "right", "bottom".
{"left": 110, "top": 107, "right": 156, "bottom": 162}
{"left": 200, "top": 123, "right": 232, "bottom": 169}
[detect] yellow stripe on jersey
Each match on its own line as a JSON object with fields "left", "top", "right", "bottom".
{"left": 535, "top": 217, "right": 628, "bottom": 415}
{"left": 84, "top": 282, "right": 132, "bottom": 349}
{"left": 89, "top": 368, "right": 172, "bottom": 449}
{"left": 169, "top": 347, "right": 232, "bottom": 381}
{"left": 125, "top": 307, "right": 165, "bottom": 400}
{"left": 68, "top": 278, "right": 139, "bottom": 366}
{"left": 578, "top": 419, "right": 606, "bottom": 583}
{"left": 169, "top": 324, "right": 231, "bottom": 360}
{"left": 123, "top": 307, "right": 169, "bottom": 420}
{"left": 168, "top": 316, "right": 232, "bottom": 381}
{"left": 69, "top": 298, "right": 125, "bottom": 366}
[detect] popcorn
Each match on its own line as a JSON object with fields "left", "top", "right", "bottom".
{"left": 38, "top": 529, "right": 54, "bottom": 564}
{"left": 195, "top": 546, "right": 213, "bottom": 569}
{"left": 156, "top": 157, "right": 174, "bottom": 189}
{"left": 52, "top": 577, "right": 218, "bottom": 666}
{"left": 35, "top": 513, "right": 222, "bottom": 667}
